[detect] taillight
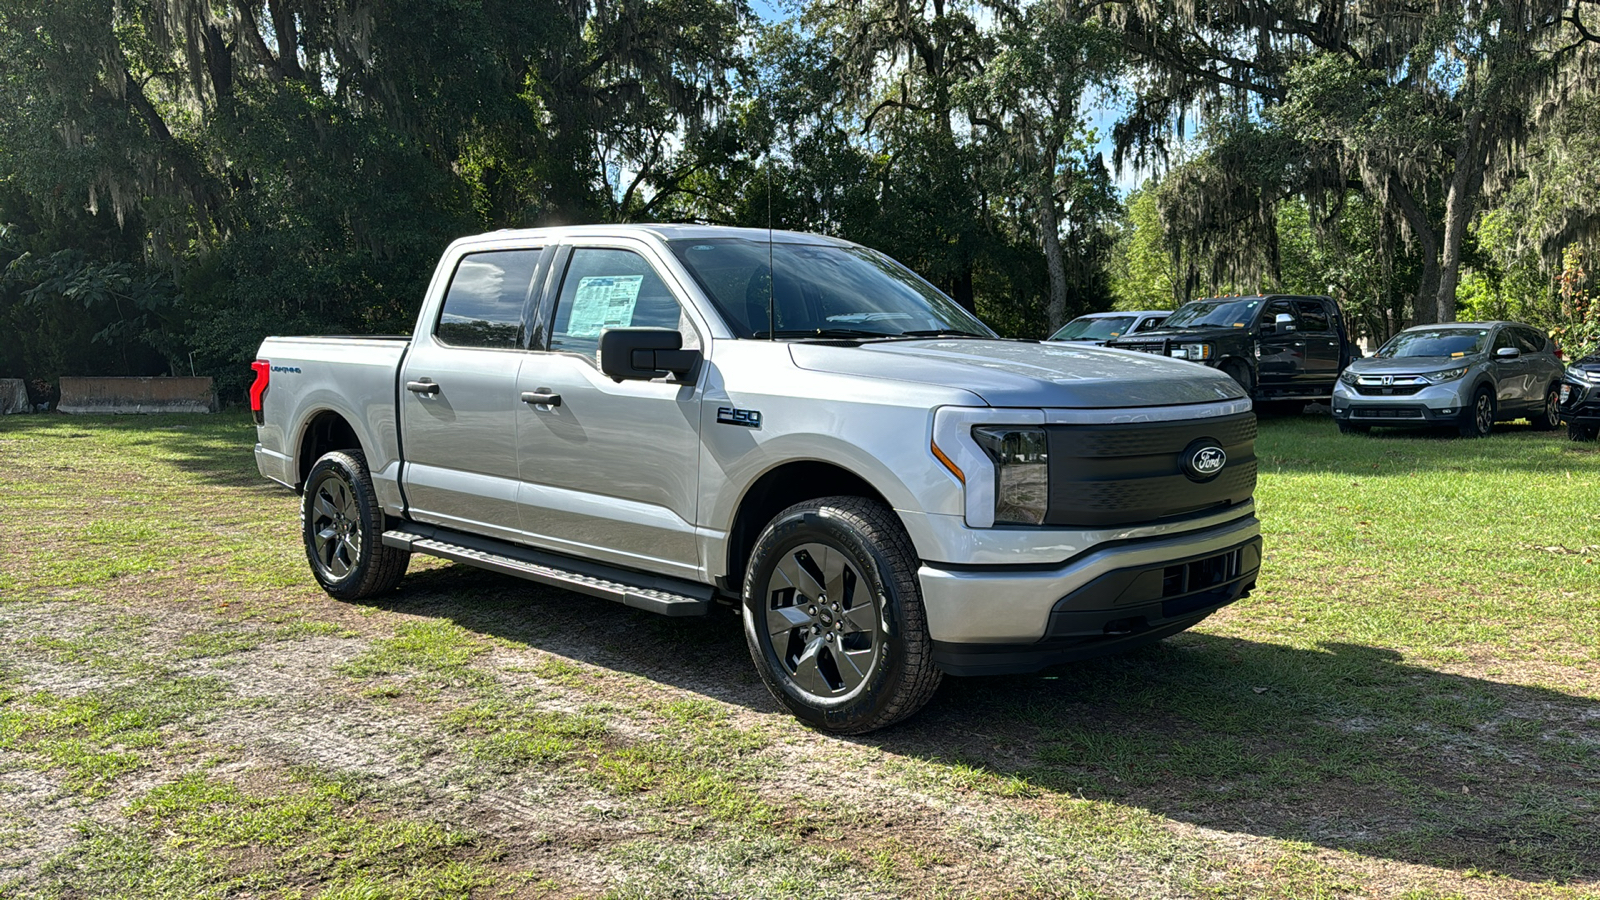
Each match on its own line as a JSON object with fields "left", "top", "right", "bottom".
{"left": 249, "top": 360, "right": 271, "bottom": 424}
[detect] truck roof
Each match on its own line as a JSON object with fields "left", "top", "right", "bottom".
{"left": 452, "top": 223, "right": 854, "bottom": 248}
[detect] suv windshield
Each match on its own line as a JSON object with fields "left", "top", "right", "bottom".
{"left": 1051, "top": 316, "right": 1136, "bottom": 341}
{"left": 1163, "top": 298, "right": 1264, "bottom": 329}
{"left": 668, "top": 239, "right": 993, "bottom": 339}
{"left": 1377, "top": 328, "right": 1489, "bottom": 358}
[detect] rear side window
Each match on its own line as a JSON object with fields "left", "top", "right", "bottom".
{"left": 1293, "top": 300, "right": 1331, "bottom": 333}
{"left": 1514, "top": 326, "right": 1547, "bottom": 354}
{"left": 435, "top": 250, "right": 542, "bottom": 349}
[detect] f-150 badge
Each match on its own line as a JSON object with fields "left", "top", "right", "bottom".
{"left": 717, "top": 407, "right": 762, "bottom": 429}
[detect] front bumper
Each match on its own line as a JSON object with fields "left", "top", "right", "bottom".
{"left": 1561, "top": 377, "right": 1600, "bottom": 425}
{"left": 1330, "top": 379, "right": 1472, "bottom": 426}
{"left": 918, "top": 515, "right": 1260, "bottom": 675}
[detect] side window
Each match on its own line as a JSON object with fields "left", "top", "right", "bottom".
{"left": 1515, "top": 327, "right": 1546, "bottom": 354}
{"left": 1261, "top": 299, "right": 1299, "bottom": 331}
{"left": 1294, "top": 300, "right": 1331, "bottom": 333}
{"left": 435, "top": 250, "right": 541, "bottom": 349}
{"left": 549, "top": 248, "right": 699, "bottom": 361}
{"left": 1492, "top": 328, "right": 1518, "bottom": 354}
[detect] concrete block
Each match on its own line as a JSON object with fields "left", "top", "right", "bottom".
{"left": 0, "top": 379, "right": 28, "bottom": 415}
{"left": 58, "top": 376, "right": 217, "bottom": 414}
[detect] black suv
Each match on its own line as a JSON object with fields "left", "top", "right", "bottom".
{"left": 1105, "top": 294, "right": 1356, "bottom": 409}
{"left": 1560, "top": 351, "right": 1600, "bottom": 441}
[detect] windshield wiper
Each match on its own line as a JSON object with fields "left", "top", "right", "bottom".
{"left": 891, "top": 329, "right": 990, "bottom": 339}
{"left": 750, "top": 328, "right": 895, "bottom": 340}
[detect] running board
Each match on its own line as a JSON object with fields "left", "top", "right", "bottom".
{"left": 382, "top": 524, "right": 712, "bottom": 617}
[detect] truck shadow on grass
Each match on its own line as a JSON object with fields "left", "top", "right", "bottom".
{"left": 372, "top": 566, "right": 1599, "bottom": 885}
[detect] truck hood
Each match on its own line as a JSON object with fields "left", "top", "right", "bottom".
{"left": 1108, "top": 325, "right": 1237, "bottom": 343}
{"left": 1348, "top": 355, "right": 1484, "bottom": 375}
{"left": 789, "top": 339, "right": 1246, "bottom": 408}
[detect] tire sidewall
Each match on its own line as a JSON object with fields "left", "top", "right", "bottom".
{"left": 742, "top": 504, "right": 913, "bottom": 731}
{"left": 1539, "top": 385, "right": 1562, "bottom": 429}
{"left": 302, "top": 451, "right": 383, "bottom": 599}
{"left": 1462, "top": 387, "right": 1495, "bottom": 437}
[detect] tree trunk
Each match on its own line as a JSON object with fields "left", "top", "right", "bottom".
{"left": 1435, "top": 110, "right": 1488, "bottom": 324}
{"left": 1038, "top": 178, "right": 1069, "bottom": 332}
{"left": 1390, "top": 173, "right": 1440, "bottom": 326}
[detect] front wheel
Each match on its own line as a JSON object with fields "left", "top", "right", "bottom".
{"left": 1458, "top": 388, "right": 1495, "bottom": 438}
{"left": 303, "top": 450, "right": 410, "bottom": 600}
{"left": 742, "top": 497, "right": 942, "bottom": 734}
{"left": 1337, "top": 420, "right": 1369, "bottom": 435}
{"left": 1570, "top": 421, "right": 1599, "bottom": 442}
{"left": 1533, "top": 385, "right": 1562, "bottom": 431}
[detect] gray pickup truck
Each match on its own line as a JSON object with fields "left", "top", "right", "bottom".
{"left": 251, "top": 225, "right": 1262, "bottom": 733}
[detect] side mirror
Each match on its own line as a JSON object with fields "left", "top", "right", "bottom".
{"left": 599, "top": 328, "right": 700, "bottom": 381}
{"left": 1494, "top": 346, "right": 1521, "bottom": 360}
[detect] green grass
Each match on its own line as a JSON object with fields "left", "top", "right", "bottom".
{"left": 1, "top": 410, "right": 1597, "bottom": 898}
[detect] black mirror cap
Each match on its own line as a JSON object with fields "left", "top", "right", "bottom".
{"left": 599, "top": 328, "right": 701, "bottom": 381}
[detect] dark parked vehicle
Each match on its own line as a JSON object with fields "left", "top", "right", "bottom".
{"left": 1560, "top": 351, "right": 1600, "bottom": 441}
{"left": 1047, "top": 310, "right": 1170, "bottom": 345}
{"left": 1105, "top": 294, "right": 1356, "bottom": 409}
{"left": 1332, "top": 322, "right": 1565, "bottom": 437}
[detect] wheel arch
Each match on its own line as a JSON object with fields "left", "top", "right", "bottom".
{"left": 294, "top": 408, "right": 365, "bottom": 490}
{"left": 722, "top": 460, "right": 896, "bottom": 596}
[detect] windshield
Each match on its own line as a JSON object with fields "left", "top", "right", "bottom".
{"left": 668, "top": 238, "right": 994, "bottom": 339}
{"left": 1050, "top": 315, "right": 1136, "bottom": 341}
{"left": 1377, "top": 328, "right": 1489, "bottom": 359}
{"left": 1163, "top": 298, "right": 1263, "bottom": 329}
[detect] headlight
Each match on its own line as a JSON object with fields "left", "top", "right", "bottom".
{"left": 1568, "top": 366, "right": 1600, "bottom": 384}
{"left": 1339, "top": 370, "right": 1358, "bottom": 386}
{"left": 1170, "top": 343, "right": 1212, "bottom": 360}
{"left": 1426, "top": 367, "right": 1468, "bottom": 383}
{"left": 973, "top": 426, "right": 1049, "bottom": 526}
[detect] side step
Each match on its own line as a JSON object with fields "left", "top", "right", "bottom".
{"left": 382, "top": 523, "right": 712, "bottom": 617}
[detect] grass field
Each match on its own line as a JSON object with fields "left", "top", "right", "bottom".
{"left": 0, "top": 409, "right": 1596, "bottom": 899}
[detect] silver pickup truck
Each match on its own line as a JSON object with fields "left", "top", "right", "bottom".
{"left": 251, "top": 225, "right": 1262, "bottom": 733}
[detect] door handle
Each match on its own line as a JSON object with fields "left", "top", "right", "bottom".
{"left": 406, "top": 380, "right": 440, "bottom": 395}
{"left": 521, "top": 390, "right": 562, "bottom": 407}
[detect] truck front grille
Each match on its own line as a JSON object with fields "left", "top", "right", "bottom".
{"left": 1042, "top": 412, "right": 1256, "bottom": 528}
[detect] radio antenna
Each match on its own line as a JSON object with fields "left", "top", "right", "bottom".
{"left": 766, "top": 153, "right": 775, "bottom": 340}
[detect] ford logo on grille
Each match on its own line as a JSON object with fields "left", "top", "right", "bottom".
{"left": 1181, "top": 439, "right": 1227, "bottom": 482}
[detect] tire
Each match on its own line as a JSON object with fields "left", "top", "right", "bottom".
{"left": 741, "top": 496, "right": 942, "bottom": 734}
{"left": 1570, "top": 421, "right": 1600, "bottom": 442}
{"left": 1533, "top": 384, "right": 1562, "bottom": 431}
{"left": 1219, "top": 360, "right": 1253, "bottom": 395}
{"left": 1337, "top": 420, "right": 1369, "bottom": 435}
{"left": 302, "top": 450, "right": 409, "bottom": 600}
{"left": 1458, "top": 387, "right": 1495, "bottom": 438}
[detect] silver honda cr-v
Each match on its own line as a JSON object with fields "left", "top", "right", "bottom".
{"left": 1331, "top": 321, "right": 1565, "bottom": 437}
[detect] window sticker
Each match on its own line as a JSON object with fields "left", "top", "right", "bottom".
{"left": 567, "top": 275, "right": 643, "bottom": 337}
{"left": 1452, "top": 351, "right": 1465, "bottom": 357}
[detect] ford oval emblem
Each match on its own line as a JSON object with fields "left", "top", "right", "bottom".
{"left": 1182, "top": 440, "right": 1227, "bottom": 482}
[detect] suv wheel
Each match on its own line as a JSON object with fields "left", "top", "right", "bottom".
{"left": 1458, "top": 388, "right": 1495, "bottom": 438}
{"left": 1533, "top": 384, "right": 1562, "bottom": 430}
{"left": 1337, "top": 420, "right": 1369, "bottom": 435}
{"left": 742, "top": 497, "right": 942, "bottom": 734}
{"left": 303, "top": 450, "right": 410, "bottom": 600}
{"left": 1570, "top": 421, "right": 1599, "bottom": 442}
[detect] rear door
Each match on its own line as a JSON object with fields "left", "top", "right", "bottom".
{"left": 512, "top": 240, "right": 708, "bottom": 580}
{"left": 400, "top": 245, "right": 548, "bottom": 542}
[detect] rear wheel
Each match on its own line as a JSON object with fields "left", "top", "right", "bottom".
{"left": 1458, "top": 388, "right": 1495, "bottom": 438}
{"left": 1533, "top": 384, "right": 1562, "bottom": 430}
{"left": 1570, "top": 421, "right": 1599, "bottom": 442}
{"left": 742, "top": 497, "right": 942, "bottom": 734}
{"left": 303, "top": 450, "right": 409, "bottom": 600}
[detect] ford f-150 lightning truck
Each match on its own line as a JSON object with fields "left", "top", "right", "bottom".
{"left": 251, "top": 225, "right": 1262, "bottom": 733}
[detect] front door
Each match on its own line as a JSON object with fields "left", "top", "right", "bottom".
{"left": 400, "top": 247, "right": 545, "bottom": 543}
{"left": 1294, "top": 299, "right": 1342, "bottom": 388}
{"left": 513, "top": 243, "right": 706, "bottom": 580}
{"left": 1255, "top": 297, "right": 1305, "bottom": 392}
